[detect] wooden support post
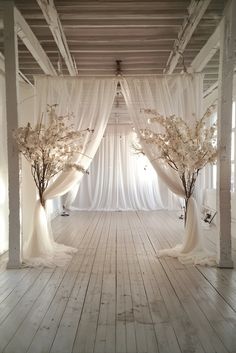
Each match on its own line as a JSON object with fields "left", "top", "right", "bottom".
{"left": 3, "top": 1, "right": 22, "bottom": 268}
{"left": 217, "top": 0, "right": 236, "bottom": 268}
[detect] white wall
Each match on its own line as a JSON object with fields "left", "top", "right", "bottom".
{"left": 0, "top": 77, "right": 37, "bottom": 254}
{"left": 18, "top": 82, "right": 37, "bottom": 244}
{"left": 203, "top": 188, "right": 236, "bottom": 238}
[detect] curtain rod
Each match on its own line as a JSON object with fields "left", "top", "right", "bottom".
{"left": 33, "top": 72, "right": 200, "bottom": 79}
{"left": 107, "top": 122, "right": 132, "bottom": 126}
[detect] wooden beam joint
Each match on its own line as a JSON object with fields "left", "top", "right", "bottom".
{"left": 37, "top": 0, "right": 77, "bottom": 76}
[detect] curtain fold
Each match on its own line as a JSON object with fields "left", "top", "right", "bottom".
{"left": 23, "top": 74, "right": 216, "bottom": 267}
{"left": 72, "top": 124, "right": 178, "bottom": 210}
{"left": 120, "top": 74, "right": 216, "bottom": 265}
{"left": 24, "top": 77, "right": 117, "bottom": 266}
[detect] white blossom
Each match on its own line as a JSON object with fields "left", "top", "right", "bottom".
{"left": 135, "top": 105, "right": 217, "bottom": 214}
{"left": 13, "top": 105, "right": 93, "bottom": 206}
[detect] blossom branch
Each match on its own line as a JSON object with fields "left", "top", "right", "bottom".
{"left": 14, "top": 105, "right": 93, "bottom": 207}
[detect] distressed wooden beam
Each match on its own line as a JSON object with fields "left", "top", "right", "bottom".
{"left": 165, "top": 0, "right": 211, "bottom": 73}
{"left": 0, "top": 52, "right": 4, "bottom": 73}
{"left": 3, "top": 0, "right": 21, "bottom": 268}
{"left": 37, "top": 0, "right": 77, "bottom": 76}
{"left": 191, "top": 21, "right": 221, "bottom": 72}
{"left": 18, "top": 70, "right": 34, "bottom": 87}
{"left": 203, "top": 81, "right": 218, "bottom": 98}
{"left": 14, "top": 7, "right": 57, "bottom": 75}
{"left": 217, "top": 0, "right": 236, "bottom": 268}
{"left": 0, "top": 52, "right": 34, "bottom": 86}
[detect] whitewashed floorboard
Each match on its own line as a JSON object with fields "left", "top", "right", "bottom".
{"left": 0, "top": 210, "right": 236, "bottom": 353}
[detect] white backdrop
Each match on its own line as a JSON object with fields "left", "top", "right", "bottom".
{"left": 73, "top": 124, "right": 180, "bottom": 210}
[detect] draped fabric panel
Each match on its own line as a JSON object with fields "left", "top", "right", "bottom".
{"left": 24, "top": 77, "right": 117, "bottom": 266}
{"left": 72, "top": 124, "right": 180, "bottom": 210}
{"left": 120, "top": 75, "right": 216, "bottom": 265}
{"left": 23, "top": 74, "right": 216, "bottom": 267}
{"left": 120, "top": 74, "right": 203, "bottom": 129}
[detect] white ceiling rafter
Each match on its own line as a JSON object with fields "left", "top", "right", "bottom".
{"left": 0, "top": 50, "right": 33, "bottom": 86}
{"left": 191, "top": 20, "right": 221, "bottom": 72}
{"left": 1, "top": 0, "right": 226, "bottom": 83}
{"left": 36, "top": 0, "right": 78, "bottom": 76}
{"left": 164, "top": 0, "right": 211, "bottom": 74}
{"left": 14, "top": 7, "right": 57, "bottom": 76}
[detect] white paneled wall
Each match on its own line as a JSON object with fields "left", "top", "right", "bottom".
{"left": 203, "top": 188, "right": 236, "bottom": 238}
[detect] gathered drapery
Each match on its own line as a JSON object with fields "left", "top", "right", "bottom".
{"left": 23, "top": 73, "right": 216, "bottom": 267}
{"left": 24, "top": 77, "right": 117, "bottom": 266}
{"left": 120, "top": 75, "right": 216, "bottom": 265}
{"left": 72, "top": 124, "right": 180, "bottom": 210}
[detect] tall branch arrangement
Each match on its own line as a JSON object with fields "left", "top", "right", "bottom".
{"left": 135, "top": 105, "right": 217, "bottom": 219}
{"left": 14, "top": 105, "right": 93, "bottom": 207}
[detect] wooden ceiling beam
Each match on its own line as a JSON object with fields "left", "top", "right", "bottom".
{"left": 36, "top": 0, "right": 77, "bottom": 76}
{"left": 17, "top": 48, "right": 177, "bottom": 54}
{"left": 25, "top": 18, "right": 219, "bottom": 28}
{"left": 14, "top": 7, "right": 57, "bottom": 75}
{"left": 0, "top": 52, "right": 33, "bottom": 89}
{"left": 191, "top": 20, "right": 221, "bottom": 72}
{"left": 26, "top": 19, "right": 185, "bottom": 28}
{"left": 164, "top": 0, "right": 211, "bottom": 74}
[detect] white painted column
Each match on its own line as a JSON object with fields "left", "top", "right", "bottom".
{"left": 3, "top": 1, "right": 22, "bottom": 268}
{"left": 217, "top": 0, "right": 236, "bottom": 268}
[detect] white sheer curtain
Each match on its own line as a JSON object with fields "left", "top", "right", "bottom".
{"left": 24, "top": 77, "right": 117, "bottom": 266}
{"left": 72, "top": 124, "right": 180, "bottom": 210}
{"left": 121, "top": 74, "right": 216, "bottom": 265}
{"left": 0, "top": 73, "right": 9, "bottom": 255}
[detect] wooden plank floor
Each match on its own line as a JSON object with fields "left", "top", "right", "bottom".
{"left": 0, "top": 210, "right": 236, "bottom": 353}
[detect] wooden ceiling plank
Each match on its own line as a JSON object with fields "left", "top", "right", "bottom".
{"left": 191, "top": 20, "right": 221, "bottom": 72}
{"left": 14, "top": 7, "right": 57, "bottom": 75}
{"left": 24, "top": 18, "right": 186, "bottom": 28}
{"left": 165, "top": 0, "right": 211, "bottom": 74}
{"left": 37, "top": 0, "right": 77, "bottom": 76}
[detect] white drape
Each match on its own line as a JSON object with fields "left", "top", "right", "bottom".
{"left": 72, "top": 124, "right": 180, "bottom": 210}
{"left": 120, "top": 74, "right": 216, "bottom": 265}
{"left": 0, "top": 73, "right": 9, "bottom": 255}
{"left": 24, "top": 74, "right": 216, "bottom": 267}
{"left": 24, "top": 77, "right": 117, "bottom": 266}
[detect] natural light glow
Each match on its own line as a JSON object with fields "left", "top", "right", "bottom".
{"left": 231, "top": 132, "right": 235, "bottom": 161}
{"left": 232, "top": 163, "right": 235, "bottom": 192}
{"left": 0, "top": 214, "right": 8, "bottom": 254}
{"left": 232, "top": 102, "right": 235, "bottom": 129}
{"left": 0, "top": 175, "right": 6, "bottom": 205}
{"left": 211, "top": 102, "right": 236, "bottom": 190}
{"left": 213, "top": 164, "right": 217, "bottom": 189}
